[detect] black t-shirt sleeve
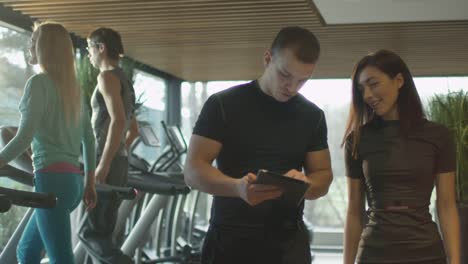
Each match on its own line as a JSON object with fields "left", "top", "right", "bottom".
{"left": 307, "top": 110, "right": 328, "bottom": 152}
{"left": 192, "top": 94, "right": 226, "bottom": 143}
{"left": 345, "top": 134, "right": 364, "bottom": 179}
{"left": 435, "top": 127, "right": 456, "bottom": 174}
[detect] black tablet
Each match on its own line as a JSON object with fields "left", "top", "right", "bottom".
{"left": 256, "top": 169, "right": 309, "bottom": 207}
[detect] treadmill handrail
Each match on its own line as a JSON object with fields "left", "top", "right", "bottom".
{"left": 128, "top": 168, "right": 190, "bottom": 195}
{"left": 0, "top": 194, "right": 11, "bottom": 213}
{"left": 0, "top": 165, "right": 34, "bottom": 187}
{"left": 0, "top": 186, "right": 56, "bottom": 209}
{"left": 95, "top": 184, "right": 137, "bottom": 200}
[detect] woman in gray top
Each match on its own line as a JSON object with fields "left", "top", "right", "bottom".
{"left": 343, "top": 50, "right": 460, "bottom": 264}
{"left": 78, "top": 27, "right": 137, "bottom": 264}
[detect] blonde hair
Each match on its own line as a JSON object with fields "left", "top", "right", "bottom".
{"left": 34, "top": 22, "right": 81, "bottom": 124}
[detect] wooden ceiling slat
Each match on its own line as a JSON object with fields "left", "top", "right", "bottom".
{"left": 29, "top": 11, "right": 318, "bottom": 23}
{"left": 64, "top": 20, "right": 320, "bottom": 34}
{"left": 2, "top": 0, "right": 466, "bottom": 80}
{"left": 116, "top": 32, "right": 468, "bottom": 46}
{"left": 118, "top": 34, "right": 467, "bottom": 45}
{"left": 2, "top": 0, "right": 285, "bottom": 4}
{"left": 7, "top": 0, "right": 299, "bottom": 8}
{"left": 1, "top": 0, "right": 300, "bottom": 4}
{"left": 15, "top": 3, "right": 309, "bottom": 16}
{"left": 64, "top": 20, "right": 468, "bottom": 33}
{"left": 66, "top": 23, "right": 467, "bottom": 34}
{"left": 10, "top": 1, "right": 306, "bottom": 12}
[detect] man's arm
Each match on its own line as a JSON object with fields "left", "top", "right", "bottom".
{"left": 302, "top": 148, "right": 333, "bottom": 199}
{"left": 184, "top": 135, "right": 239, "bottom": 196}
{"left": 184, "top": 135, "right": 282, "bottom": 205}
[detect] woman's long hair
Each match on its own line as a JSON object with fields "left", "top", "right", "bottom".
{"left": 342, "top": 50, "right": 425, "bottom": 157}
{"left": 35, "top": 22, "right": 81, "bottom": 125}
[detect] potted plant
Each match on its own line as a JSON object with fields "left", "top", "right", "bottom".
{"left": 427, "top": 90, "right": 468, "bottom": 262}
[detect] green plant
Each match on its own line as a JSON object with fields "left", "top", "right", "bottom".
{"left": 76, "top": 55, "right": 99, "bottom": 106}
{"left": 119, "top": 57, "right": 146, "bottom": 114}
{"left": 428, "top": 90, "right": 468, "bottom": 203}
{"left": 120, "top": 56, "right": 139, "bottom": 84}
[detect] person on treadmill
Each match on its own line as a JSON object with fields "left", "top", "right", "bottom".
{"left": 0, "top": 22, "right": 97, "bottom": 264}
{"left": 184, "top": 26, "right": 333, "bottom": 264}
{"left": 78, "top": 27, "right": 137, "bottom": 264}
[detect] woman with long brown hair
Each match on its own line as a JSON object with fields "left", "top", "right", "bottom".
{"left": 343, "top": 50, "right": 460, "bottom": 264}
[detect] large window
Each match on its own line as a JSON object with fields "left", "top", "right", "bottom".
{"left": 0, "top": 23, "right": 35, "bottom": 250}
{"left": 131, "top": 69, "right": 167, "bottom": 163}
{"left": 0, "top": 25, "right": 35, "bottom": 126}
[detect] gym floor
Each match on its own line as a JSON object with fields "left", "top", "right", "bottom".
{"left": 314, "top": 252, "right": 342, "bottom": 263}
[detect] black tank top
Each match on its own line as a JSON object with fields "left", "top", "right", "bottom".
{"left": 90, "top": 67, "right": 135, "bottom": 156}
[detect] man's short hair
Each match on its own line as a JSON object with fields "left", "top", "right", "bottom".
{"left": 271, "top": 26, "right": 320, "bottom": 63}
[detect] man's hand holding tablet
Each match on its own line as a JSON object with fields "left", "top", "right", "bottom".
{"left": 256, "top": 169, "right": 310, "bottom": 207}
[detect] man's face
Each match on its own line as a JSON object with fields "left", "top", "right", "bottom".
{"left": 263, "top": 48, "right": 316, "bottom": 102}
{"left": 86, "top": 39, "right": 102, "bottom": 68}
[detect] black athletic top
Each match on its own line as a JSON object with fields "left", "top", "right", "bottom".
{"left": 345, "top": 119, "right": 455, "bottom": 263}
{"left": 193, "top": 80, "right": 328, "bottom": 228}
{"left": 91, "top": 67, "right": 135, "bottom": 157}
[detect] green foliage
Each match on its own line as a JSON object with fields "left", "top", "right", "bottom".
{"left": 0, "top": 28, "right": 35, "bottom": 90}
{"left": 0, "top": 206, "right": 28, "bottom": 250}
{"left": 75, "top": 55, "right": 99, "bottom": 106}
{"left": 428, "top": 90, "right": 468, "bottom": 203}
{"left": 120, "top": 57, "right": 146, "bottom": 113}
{"left": 120, "top": 56, "right": 138, "bottom": 84}
{"left": 0, "top": 181, "right": 31, "bottom": 251}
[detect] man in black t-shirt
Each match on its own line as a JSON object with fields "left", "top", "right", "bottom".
{"left": 184, "top": 26, "right": 333, "bottom": 264}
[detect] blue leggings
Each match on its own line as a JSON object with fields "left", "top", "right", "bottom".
{"left": 17, "top": 172, "right": 83, "bottom": 264}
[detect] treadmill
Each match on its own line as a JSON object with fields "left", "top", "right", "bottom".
{"left": 73, "top": 122, "right": 190, "bottom": 263}
{"left": 0, "top": 126, "right": 137, "bottom": 264}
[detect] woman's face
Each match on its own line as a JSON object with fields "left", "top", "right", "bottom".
{"left": 28, "top": 30, "right": 38, "bottom": 65}
{"left": 358, "top": 66, "right": 404, "bottom": 120}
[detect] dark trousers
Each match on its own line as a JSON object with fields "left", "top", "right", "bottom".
{"left": 201, "top": 221, "right": 311, "bottom": 264}
{"left": 78, "top": 155, "right": 133, "bottom": 264}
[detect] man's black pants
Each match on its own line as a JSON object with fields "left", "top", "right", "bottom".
{"left": 201, "top": 221, "right": 311, "bottom": 264}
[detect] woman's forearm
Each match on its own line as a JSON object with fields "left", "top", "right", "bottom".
{"left": 343, "top": 212, "right": 363, "bottom": 264}
{"left": 437, "top": 201, "right": 461, "bottom": 264}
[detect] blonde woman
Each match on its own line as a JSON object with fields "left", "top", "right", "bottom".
{"left": 0, "top": 22, "right": 97, "bottom": 264}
